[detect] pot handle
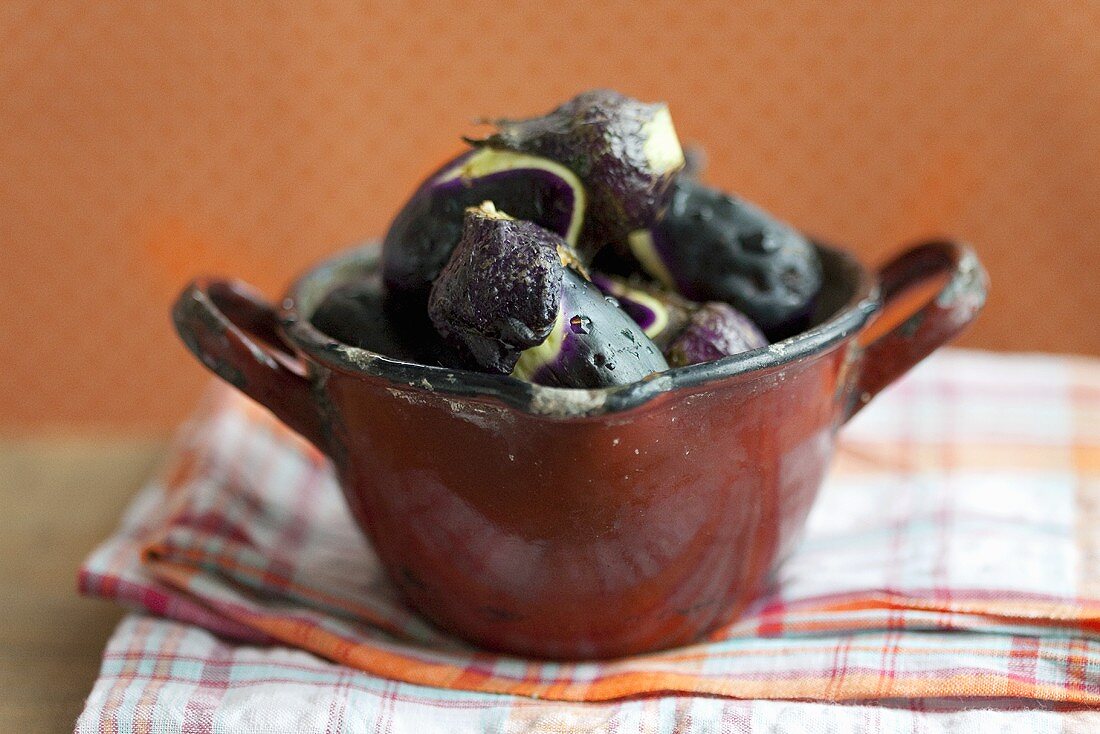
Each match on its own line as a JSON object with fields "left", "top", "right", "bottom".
{"left": 172, "top": 278, "right": 327, "bottom": 451}
{"left": 846, "top": 240, "right": 988, "bottom": 420}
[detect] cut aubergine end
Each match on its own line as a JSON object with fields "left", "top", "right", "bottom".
{"left": 467, "top": 89, "right": 686, "bottom": 257}
{"left": 382, "top": 148, "right": 587, "bottom": 303}
{"left": 628, "top": 178, "right": 824, "bottom": 340}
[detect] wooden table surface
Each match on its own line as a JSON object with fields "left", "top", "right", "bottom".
{"left": 0, "top": 439, "right": 166, "bottom": 732}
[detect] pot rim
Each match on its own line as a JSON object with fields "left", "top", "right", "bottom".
{"left": 279, "top": 242, "right": 881, "bottom": 418}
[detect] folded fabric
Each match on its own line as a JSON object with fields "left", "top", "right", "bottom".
{"left": 76, "top": 615, "right": 1100, "bottom": 733}
{"left": 80, "top": 349, "right": 1100, "bottom": 706}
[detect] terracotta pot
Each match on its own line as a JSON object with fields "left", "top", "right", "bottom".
{"left": 172, "top": 240, "right": 986, "bottom": 659}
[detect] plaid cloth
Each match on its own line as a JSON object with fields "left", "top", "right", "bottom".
{"left": 77, "top": 349, "right": 1100, "bottom": 730}
{"left": 77, "top": 616, "right": 1100, "bottom": 733}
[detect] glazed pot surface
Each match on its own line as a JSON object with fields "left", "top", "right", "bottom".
{"left": 173, "top": 240, "right": 985, "bottom": 658}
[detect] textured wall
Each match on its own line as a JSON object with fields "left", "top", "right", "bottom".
{"left": 2, "top": 1, "right": 1098, "bottom": 432}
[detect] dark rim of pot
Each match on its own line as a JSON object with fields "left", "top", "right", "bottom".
{"left": 279, "top": 242, "right": 881, "bottom": 418}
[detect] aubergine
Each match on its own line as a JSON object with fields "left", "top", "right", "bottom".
{"left": 467, "top": 89, "right": 685, "bottom": 258}
{"left": 665, "top": 302, "right": 768, "bottom": 367}
{"left": 623, "top": 178, "right": 823, "bottom": 340}
{"left": 310, "top": 279, "right": 465, "bottom": 367}
{"left": 591, "top": 274, "right": 767, "bottom": 366}
{"left": 588, "top": 273, "right": 693, "bottom": 348}
{"left": 428, "top": 204, "right": 668, "bottom": 388}
{"left": 382, "top": 148, "right": 586, "bottom": 302}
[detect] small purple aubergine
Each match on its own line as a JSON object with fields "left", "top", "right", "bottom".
{"left": 310, "top": 278, "right": 464, "bottom": 368}
{"left": 383, "top": 148, "right": 586, "bottom": 302}
{"left": 467, "top": 89, "right": 685, "bottom": 258}
{"left": 624, "top": 178, "right": 823, "bottom": 340}
{"left": 664, "top": 302, "right": 768, "bottom": 367}
{"left": 428, "top": 204, "right": 668, "bottom": 388}
{"left": 592, "top": 274, "right": 767, "bottom": 367}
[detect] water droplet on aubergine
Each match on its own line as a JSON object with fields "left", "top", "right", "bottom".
{"left": 569, "top": 314, "right": 591, "bottom": 334}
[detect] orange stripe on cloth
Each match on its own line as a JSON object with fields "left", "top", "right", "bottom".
{"left": 144, "top": 559, "right": 1100, "bottom": 704}
{"left": 812, "top": 593, "right": 1100, "bottom": 625}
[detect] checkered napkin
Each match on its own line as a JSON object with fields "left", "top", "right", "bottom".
{"left": 76, "top": 616, "right": 1100, "bottom": 733}
{"left": 77, "top": 349, "right": 1100, "bottom": 730}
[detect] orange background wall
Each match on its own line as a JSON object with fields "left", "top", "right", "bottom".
{"left": 2, "top": 2, "right": 1098, "bottom": 434}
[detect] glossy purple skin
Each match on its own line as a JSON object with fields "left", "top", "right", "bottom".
{"left": 382, "top": 151, "right": 579, "bottom": 301}
{"left": 526, "top": 269, "right": 668, "bottom": 388}
{"left": 427, "top": 209, "right": 564, "bottom": 374}
{"left": 310, "top": 278, "right": 463, "bottom": 368}
{"left": 592, "top": 273, "right": 767, "bottom": 366}
{"left": 589, "top": 273, "right": 662, "bottom": 333}
{"left": 666, "top": 302, "right": 768, "bottom": 367}
{"left": 641, "top": 179, "right": 823, "bottom": 340}
{"left": 470, "top": 89, "right": 682, "bottom": 258}
{"left": 588, "top": 272, "right": 696, "bottom": 350}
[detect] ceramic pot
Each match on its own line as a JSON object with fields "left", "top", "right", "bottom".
{"left": 173, "top": 239, "right": 986, "bottom": 658}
